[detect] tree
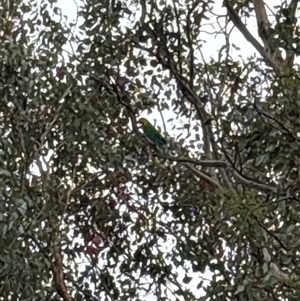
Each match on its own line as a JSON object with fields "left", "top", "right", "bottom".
{"left": 1, "top": 0, "right": 300, "bottom": 300}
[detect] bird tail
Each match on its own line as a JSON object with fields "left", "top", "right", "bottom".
{"left": 157, "top": 143, "right": 167, "bottom": 157}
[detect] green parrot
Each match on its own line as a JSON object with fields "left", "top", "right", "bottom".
{"left": 138, "top": 118, "right": 166, "bottom": 151}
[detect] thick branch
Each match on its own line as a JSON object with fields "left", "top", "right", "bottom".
{"left": 262, "top": 237, "right": 290, "bottom": 285}
{"left": 184, "top": 163, "right": 222, "bottom": 188}
{"left": 132, "top": 36, "right": 217, "bottom": 177}
{"left": 252, "top": 0, "right": 271, "bottom": 50}
{"left": 224, "top": 0, "right": 283, "bottom": 75}
{"left": 284, "top": 0, "right": 298, "bottom": 68}
{"left": 51, "top": 245, "right": 73, "bottom": 301}
{"left": 231, "top": 169, "right": 275, "bottom": 193}
{"left": 155, "top": 154, "right": 276, "bottom": 192}
{"left": 48, "top": 218, "right": 73, "bottom": 301}
{"left": 155, "top": 154, "right": 227, "bottom": 167}
{"left": 288, "top": 0, "right": 299, "bottom": 19}
{"left": 156, "top": 51, "right": 218, "bottom": 180}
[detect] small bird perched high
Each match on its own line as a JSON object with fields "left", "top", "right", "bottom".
{"left": 138, "top": 118, "right": 166, "bottom": 152}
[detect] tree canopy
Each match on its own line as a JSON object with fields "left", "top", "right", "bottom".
{"left": 1, "top": 0, "right": 300, "bottom": 300}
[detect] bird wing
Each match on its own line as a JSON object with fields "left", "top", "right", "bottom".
{"left": 144, "top": 124, "right": 166, "bottom": 146}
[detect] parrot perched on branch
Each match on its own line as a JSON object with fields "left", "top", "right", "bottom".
{"left": 138, "top": 118, "right": 166, "bottom": 152}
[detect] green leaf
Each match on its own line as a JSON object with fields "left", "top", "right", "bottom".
{"left": 234, "top": 285, "right": 245, "bottom": 295}
{"left": 182, "top": 276, "right": 192, "bottom": 284}
{"left": 255, "top": 154, "right": 269, "bottom": 166}
{"left": 0, "top": 170, "right": 11, "bottom": 176}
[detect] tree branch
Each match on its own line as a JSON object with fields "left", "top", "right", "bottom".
{"left": 224, "top": 0, "right": 283, "bottom": 75}
{"left": 51, "top": 245, "right": 73, "bottom": 301}
{"left": 155, "top": 154, "right": 276, "bottom": 192}
{"left": 261, "top": 237, "right": 290, "bottom": 284}
{"left": 184, "top": 163, "right": 222, "bottom": 188}
{"left": 47, "top": 219, "right": 73, "bottom": 301}
{"left": 252, "top": 0, "right": 272, "bottom": 50}
{"left": 131, "top": 35, "right": 217, "bottom": 173}
{"left": 155, "top": 154, "right": 227, "bottom": 167}
{"left": 284, "top": 0, "right": 298, "bottom": 68}
{"left": 231, "top": 169, "right": 275, "bottom": 193}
